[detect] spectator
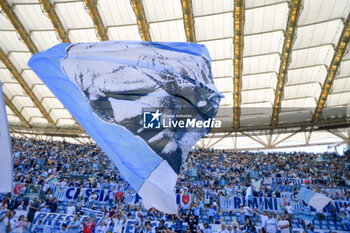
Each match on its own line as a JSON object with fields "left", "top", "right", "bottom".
{"left": 67, "top": 214, "right": 80, "bottom": 233}
{"left": 66, "top": 202, "right": 76, "bottom": 215}
{"left": 83, "top": 216, "right": 95, "bottom": 233}
{"left": 217, "top": 223, "right": 229, "bottom": 233}
{"left": 27, "top": 199, "right": 39, "bottom": 230}
{"left": 263, "top": 212, "right": 278, "bottom": 233}
{"left": 278, "top": 214, "right": 290, "bottom": 233}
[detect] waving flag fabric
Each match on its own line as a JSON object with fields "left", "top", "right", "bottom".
{"left": 28, "top": 41, "right": 222, "bottom": 213}
{"left": 0, "top": 81, "right": 13, "bottom": 193}
{"left": 296, "top": 187, "right": 332, "bottom": 212}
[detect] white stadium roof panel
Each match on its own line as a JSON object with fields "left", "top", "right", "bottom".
{"left": 289, "top": 45, "right": 335, "bottom": 69}
{"left": 201, "top": 38, "right": 233, "bottom": 60}
{"left": 242, "top": 72, "right": 277, "bottom": 91}
{"left": 335, "top": 59, "right": 350, "bottom": 78}
{"left": 281, "top": 97, "right": 316, "bottom": 108}
{"left": 22, "top": 70, "right": 44, "bottom": 89}
{"left": 0, "top": 31, "right": 29, "bottom": 53}
{"left": 244, "top": 2, "right": 289, "bottom": 35}
{"left": 8, "top": 52, "right": 31, "bottom": 71}
{"left": 0, "top": 10, "right": 14, "bottom": 29}
{"left": 243, "top": 53, "right": 280, "bottom": 75}
{"left": 293, "top": 20, "right": 344, "bottom": 49}
{"left": 31, "top": 31, "right": 61, "bottom": 51}
{"left": 213, "top": 78, "right": 233, "bottom": 93}
{"left": 241, "top": 88, "right": 275, "bottom": 104}
{"left": 195, "top": 13, "right": 233, "bottom": 41}
{"left": 0, "top": 69, "right": 15, "bottom": 83}
{"left": 108, "top": 25, "right": 142, "bottom": 41}
{"left": 286, "top": 65, "right": 327, "bottom": 85}
{"left": 55, "top": 1, "right": 94, "bottom": 29}
{"left": 13, "top": 3, "right": 53, "bottom": 31}
{"left": 41, "top": 98, "right": 64, "bottom": 111}
{"left": 244, "top": 30, "right": 284, "bottom": 56}
{"left": 211, "top": 60, "right": 233, "bottom": 78}
{"left": 68, "top": 29, "right": 99, "bottom": 43}
{"left": 143, "top": 0, "right": 183, "bottom": 22}
{"left": 97, "top": 0, "right": 137, "bottom": 26}
{"left": 192, "top": 0, "right": 233, "bottom": 16}
{"left": 326, "top": 92, "right": 350, "bottom": 107}
{"left": 149, "top": 20, "right": 186, "bottom": 42}
{"left": 283, "top": 83, "right": 321, "bottom": 100}
{"left": 29, "top": 116, "right": 49, "bottom": 126}
{"left": 298, "top": 0, "right": 350, "bottom": 25}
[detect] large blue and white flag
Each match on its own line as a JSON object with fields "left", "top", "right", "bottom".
{"left": 245, "top": 186, "right": 253, "bottom": 202}
{"left": 296, "top": 187, "right": 332, "bottom": 212}
{"left": 28, "top": 41, "right": 222, "bottom": 213}
{"left": 0, "top": 81, "right": 13, "bottom": 193}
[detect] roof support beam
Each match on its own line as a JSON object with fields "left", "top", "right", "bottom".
{"left": 84, "top": 0, "right": 109, "bottom": 41}
{"left": 313, "top": 16, "right": 350, "bottom": 123}
{"left": 0, "top": 49, "right": 56, "bottom": 127}
{"left": 4, "top": 94, "right": 30, "bottom": 127}
{"left": 40, "top": 0, "right": 70, "bottom": 43}
{"left": 205, "top": 132, "right": 233, "bottom": 149}
{"left": 180, "top": 0, "right": 196, "bottom": 43}
{"left": 271, "top": 0, "right": 302, "bottom": 127}
{"left": 131, "top": 0, "right": 151, "bottom": 41}
{"left": 233, "top": 0, "right": 244, "bottom": 129}
{"left": 9, "top": 125, "right": 88, "bottom": 138}
{"left": 0, "top": 0, "right": 38, "bottom": 54}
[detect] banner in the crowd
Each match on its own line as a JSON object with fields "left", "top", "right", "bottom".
{"left": 0, "top": 81, "right": 13, "bottom": 193}
{"left": 296, "top": 187, "right": 332, "bottom": 212}
{"left": 29, "top": 40, "right": 222, "bottom": 214}
{"left": 266, "top": 177, "right": 311, "bottom": 185}
{"left": 176, "top": 194, "right": 191, "bottom": 205}
{"left": 0, "top": 211, "right": 101, "bottom": 232}
{"left": 54, "top": 187, "right": 111, "bottom": 203}
{"left": 220, "top": 196, "right": 284, "bottom": 212}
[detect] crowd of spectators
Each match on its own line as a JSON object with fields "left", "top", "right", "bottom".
{"left": 0, "top": 137, "right": 349, "bottom": 233}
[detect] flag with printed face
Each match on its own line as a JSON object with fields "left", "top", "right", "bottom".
{"left": 28, "top": 41, "right": 222, "bottom": 213}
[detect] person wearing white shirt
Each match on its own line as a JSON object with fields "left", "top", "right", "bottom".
{"left": 263, "top": 213, "right": 278, "bottom": 233}
{"left": 66, "top": 202, "right": 76, "bottom": 215}
{"left": 95, "top": 220, "right": 108, "bottom": 233}
{"left": 285, "top": 203, "right": 293, "bottom": 215}
{"left": 243, "top": 203, "right": 251, "bottom": 215}
{"left": 112, "top": 211, "right": 126, "bottom": 233}
{"left": 278, "top": 215, "right": 290, "bottom": 233}
{"left": 217, "top": 223, "right": 229, "bottom": 233}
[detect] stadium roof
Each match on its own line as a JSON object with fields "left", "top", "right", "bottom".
{"left": 0, "top": 0, "right": 349, "bottom": 149}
